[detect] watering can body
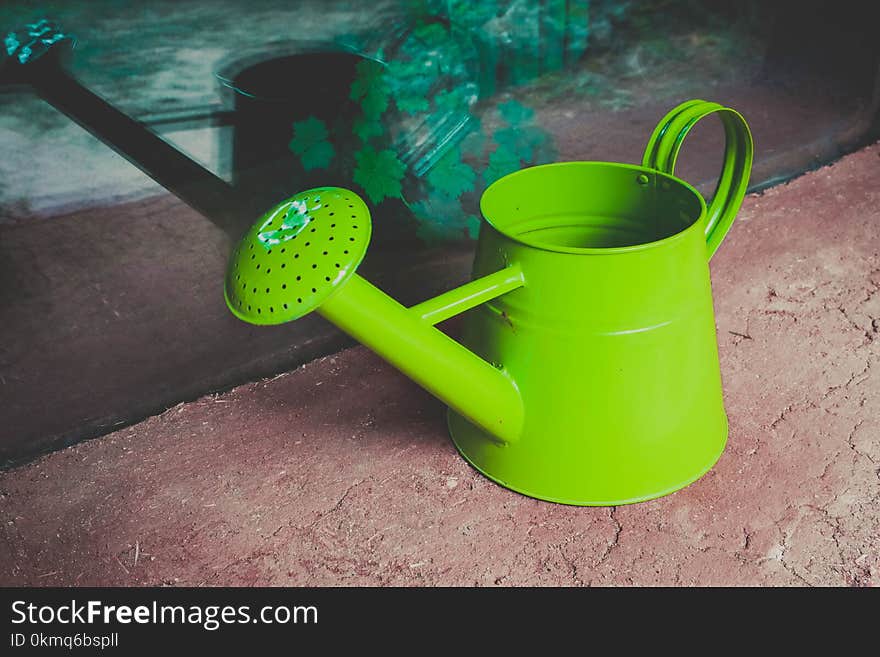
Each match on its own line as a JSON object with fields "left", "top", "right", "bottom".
{"left": 224, "top": 99, "right": 753, "bottom": 505}
{"left": 450, "top": 164, "right": 728, "bottom": 504}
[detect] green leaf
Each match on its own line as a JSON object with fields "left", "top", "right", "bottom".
{"left": 385, "top": 58, "right": 435, "bottom": 116}
{"left": 353, "top": 114, "right": 383, "bottom": 142}
{"left": 288, "top": 117, "right": 335, "bottom": 171}
{"left": 494, "top": 125, "right": 552, "bottom": 164}
{"left": 350, "top": 59, "right": 390, "bottom": 122}
{"left": 396, "top": 93, "right": 430, "bottom": 115}
{"left": 386, "top": 59, "right": 435, "bottom": 92}
{"left": 360, "top": 84, "right": 389, "bottom": 118}
{"left": 426, "top": 147, "right": 475, "bottom": 199}
{"left": 494, "top": 126, "right": 524, "bottom": 157}
{"left": 300, "top": 141, "right": 334, "bottom": 170}
{"left": 349, "top": 60, "right": 384, "bottom": 102}
{"left": 434, "top": 87, "right": 467, "bottom": 113}
{"left": 498, "top": 99, "right": 535, "bottom": 126}
{"left": 288, "top": 117, "right": 327, "bottom": 153}
{"left": 402, "top": 0, "right": 443, "bottom": 21}
{"left": 444, "top": 0, "right": 497, "bottom": 28}
{"left": 520, "top": 126, "right": 552, "bottom": 155}
{"left": 354, "top": 147, "right": 406, "bottom": 204}
{"left": 483, "top": 145, "right": 521, "bottom": 186}
{"left": 409, "top": 23, "right": 449, "bottom": 49}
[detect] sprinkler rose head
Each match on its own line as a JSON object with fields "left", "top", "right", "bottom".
{"left": 224, "top": 187, "right": 371, "bottom": 325}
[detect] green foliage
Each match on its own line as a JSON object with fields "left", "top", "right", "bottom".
{"left": 386, "top": 58, "right": 433, "bottom": 97}
{"left": 288, "top": 117, "right": 334, "bottom": 171}
{"left": 395, "top": 93, "right": 430, "bottom": 115}
{"left": 442, "top": 0, "right": 498, "bottom": 30}
{"left": 360, "top": 86, "right": 389, "bottom": 119}
{"left": 484, "top": 145, "right": 522, "bottom": 186}
{"left": 350, "top": 59, "right": 389, "bottom": 120}
{"left": 481, "top": 97, "right": 557, "bottom": 186}
{"left": 426, "top": 147, "right": 475, "bottom": 199}
{"left": 334, "top": 7, "right": 560, "bottom": 244}
{"left": 353, "top": 147, "right": 406, "bottom": 204}
{"left": 349, "top": 59, "right": 384, "bottom": 103}
{"left": 406, "top": 22, "right": 450, "bottom": 51}
{"left": 352, "top": 114, "right": 383, "bottom": 142}
{"left": 401, "top": 0, "right": 446, "bottom": 22}
{"left": 493, "top": 126, "right": 520, "bottom": 157}
{"left": 380, "top": 17, "right": 476, "bottom": 123}
{"left": 493, "top": 126, "right": 539, "bottom": 163}
{"left": 434, "top": 87, "right": 468, "bottom": 113}
{"left": 498, "top": 99, "right": 534, "bottom": 126}
{"left": 349, "top": 60, "right": 389, "bottom": 150}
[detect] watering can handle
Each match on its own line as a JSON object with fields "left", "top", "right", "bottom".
{"left": 642, "top": 100, "right": 753, "bottom": 260}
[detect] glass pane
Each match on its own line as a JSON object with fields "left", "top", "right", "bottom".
{"left": 2, "top": 0, "right": 877, "bottom": 462}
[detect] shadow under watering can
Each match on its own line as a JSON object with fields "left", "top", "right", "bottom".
{"left": 224, "top": 99, "right": 754, "bottom": 506}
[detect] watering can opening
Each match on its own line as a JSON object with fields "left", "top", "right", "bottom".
{"left": 480, "top": 162, "right": 707, "bottom": 255}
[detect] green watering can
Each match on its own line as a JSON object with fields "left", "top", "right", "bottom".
{"left": 224, "top": 99, "right": 753, "bottom": 505}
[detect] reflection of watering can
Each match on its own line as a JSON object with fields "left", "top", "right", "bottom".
{"left": 225, "top": 100, "right": 753, "bottom": 505}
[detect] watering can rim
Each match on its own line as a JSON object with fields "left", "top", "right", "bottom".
{"left": 479, "top": 160, "right": 709, "bottom": 257}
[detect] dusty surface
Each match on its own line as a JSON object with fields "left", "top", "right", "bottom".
{"left": 1, "top": 144, "right": 879, "bottom": 586}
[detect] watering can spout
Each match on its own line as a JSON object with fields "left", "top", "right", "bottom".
{"left": 319, "top": 272, "right": 526, "bottom": 443}
{"left": 224, "top": 187, "right": 525, "bottom": 444}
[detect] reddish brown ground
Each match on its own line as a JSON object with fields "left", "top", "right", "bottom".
{"left": 1, "top": 144, "right": 879, "bottom": 587}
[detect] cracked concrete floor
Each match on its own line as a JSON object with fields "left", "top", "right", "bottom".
{"left": 2, "top": 144, "right": 879, "bottom": 587}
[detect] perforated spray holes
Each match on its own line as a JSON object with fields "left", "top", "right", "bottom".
{"left": 225, "top": 187, "right": 372, "bottom": 324}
